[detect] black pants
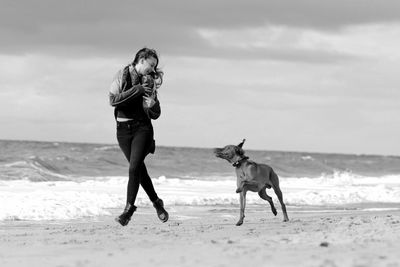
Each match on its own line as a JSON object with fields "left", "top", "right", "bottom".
{"left": 116, "top": 120, "right": 158, "bottom": 205}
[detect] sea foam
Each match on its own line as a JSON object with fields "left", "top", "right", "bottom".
{"left": 1, "top": 172, "right": 400, "bottom": 221}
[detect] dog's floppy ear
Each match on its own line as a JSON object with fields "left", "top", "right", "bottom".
{"left": 238, "top": 139, "right": 246, "bottom": 148}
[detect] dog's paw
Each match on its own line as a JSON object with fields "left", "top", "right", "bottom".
{"left": 236, "top": 218, "right": 244, "bottom": 226}
{"left": 235, "top": 188, "right": 243, "bottom": 193}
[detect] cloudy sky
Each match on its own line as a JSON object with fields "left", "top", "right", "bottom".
{"left": 1, "top": 0, "right": 399, "bottom": 155}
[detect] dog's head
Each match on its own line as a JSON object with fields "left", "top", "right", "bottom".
{"left": 213, "top": 139, "right": 246, "bottom": 164}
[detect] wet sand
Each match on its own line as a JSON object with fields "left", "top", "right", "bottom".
{"left": 1, "top": 205, "right": 400, "bottom": 267}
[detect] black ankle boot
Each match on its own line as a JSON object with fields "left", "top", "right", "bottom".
{"left": 153, "top": 198, "right": 169, "bottom": 223}
{"left": 115, "top": 203, "right": 137, "bottom": 226}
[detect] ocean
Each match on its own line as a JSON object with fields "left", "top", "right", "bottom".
{"left": 1, "top": 139, "right": 400, "bottom": 221}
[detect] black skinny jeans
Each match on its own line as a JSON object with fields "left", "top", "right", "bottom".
{"left": 116, "top": 120, "right": 158, "bottom": 205}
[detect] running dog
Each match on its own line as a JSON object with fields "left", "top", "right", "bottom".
{"left": 214, "top": 139, "right": 289, "bottom": 226}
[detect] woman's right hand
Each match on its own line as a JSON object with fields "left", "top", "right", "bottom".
{"left": 143, "top": 86, "right": 154, "bottom": 96}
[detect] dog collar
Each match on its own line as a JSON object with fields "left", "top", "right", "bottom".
{"left": 232, "top": 156, "right": 249, "bottom": 167}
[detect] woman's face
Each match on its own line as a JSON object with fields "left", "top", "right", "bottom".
{"left": 136, "top": 56, "right": 157, "bottom": 75}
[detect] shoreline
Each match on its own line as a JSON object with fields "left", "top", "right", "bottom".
{"left": 1, "top": 206, "right": 400, "bottom": 267}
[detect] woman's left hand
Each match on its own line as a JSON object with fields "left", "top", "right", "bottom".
{"left": 143, "top": 96, "right": 156, "bottom": 108}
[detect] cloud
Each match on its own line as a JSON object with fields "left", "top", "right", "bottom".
{"left": 2, "top": 0, "right": 400, "bottom": 61}
{"left": 0, "top": 54, "right": 114, "bottom": 121}
{"left": 1, "top": 0, "right": 400, "bottom": 154}
{"left": 197, "top": 22, "right": 400, "bottom": 61}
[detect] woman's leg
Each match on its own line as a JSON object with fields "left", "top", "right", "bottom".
{"left": 116, "top": 121, "right": 151, "bottom": 204}
{"left": 139, "top": 162, "right": 158, "bottom": 202}
{"left": 116, "top": 121, "right": 167, "bottom": 223}
{"left": 115, "top": 122, "right": 138, "bottom": 226}
{"left": 125, "top": 127, "right": 152, "bottom": 205}
{"left": 119, "top": 145, "right": 159, "bottom": 203}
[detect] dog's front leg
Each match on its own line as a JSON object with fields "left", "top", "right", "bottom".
{"left": 236, "top": 191, "right": 246, "bottom": 226}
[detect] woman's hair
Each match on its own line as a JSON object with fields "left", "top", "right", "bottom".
{"left": 132, "top": 47, "right": 163, "bottom": 87}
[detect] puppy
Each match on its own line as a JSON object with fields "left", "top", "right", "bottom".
{"left": 214, "top": 139, "right": 289, "bottom": 225}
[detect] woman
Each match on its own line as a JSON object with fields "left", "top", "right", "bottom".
{"left": 109, "top": 47, "right": 168, "bottom": 226}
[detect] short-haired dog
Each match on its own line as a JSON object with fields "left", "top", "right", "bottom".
{"left": 214, "top": 139, "right": 289, "bottom": 225}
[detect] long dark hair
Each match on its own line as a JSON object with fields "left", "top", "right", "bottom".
{"left": 131, "top": 47, "right": 163, "bottom": 86}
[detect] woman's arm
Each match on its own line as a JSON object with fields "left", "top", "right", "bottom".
{"left": 109, "top": 68, "right": 146, "bottom": 107}
{"left": 144, "top": 95, "right": 161, "bottom": 120}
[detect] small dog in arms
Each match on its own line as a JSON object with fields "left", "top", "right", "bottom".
{"left": 214, "top": 139, "right": 289, "bottom": 226}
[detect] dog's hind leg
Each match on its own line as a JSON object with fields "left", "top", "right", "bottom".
{"left": 236, "top": 191, "right": 246, "bottom": 226}
{"left": 270, "top": 171, "right": 289, "bottom": 222}
{"left": 258, "top": 188, "right": 277, "bottom": 216}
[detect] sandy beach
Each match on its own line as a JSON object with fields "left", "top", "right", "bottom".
{"left": 1, "top": 205, "right": 400, "bottom": 267}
